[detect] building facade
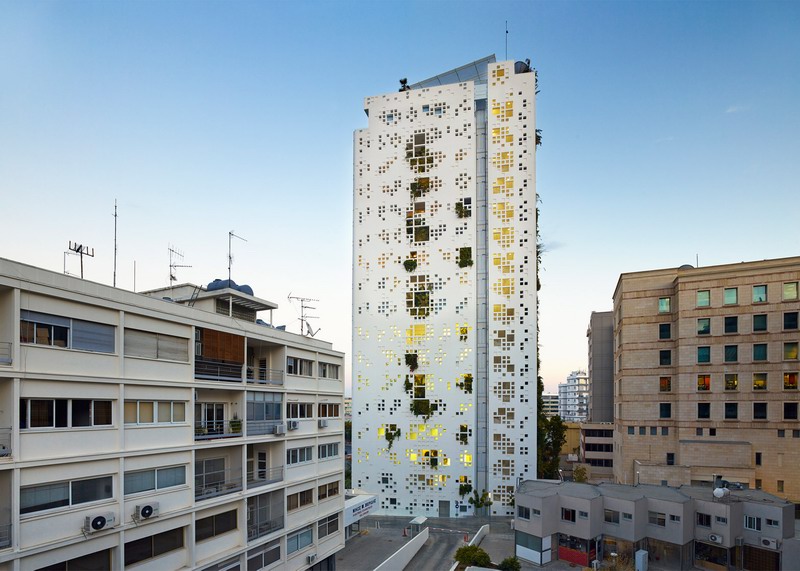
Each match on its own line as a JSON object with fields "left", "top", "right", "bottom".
{"left": 558, "top": 371, "right": 589, "bottom": 422}
{"left": 352, "top": 56, "right": 538, "bottom": 517}
{"left": 579, "top": 423, "right": 614, "bottom": 481}
{"left": 515, "top": 480, "right": 797, "bottom": 570}
{"left": 541, "top": 393, "right": 559, "bottom": 418}
{"left": 0, "top": 258, "right": 345, "bottom": 571}
{"left": 587, "top": 311, "right": 613, "bottom": 422}
{"left": 612, "top": 257, "right": 800, "bottom": 504}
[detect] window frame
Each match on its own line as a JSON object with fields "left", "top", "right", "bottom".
{"left": 124, "top": 527, "right": 184, "bottom": 567}
{"left": 784, "top": 342, "right": 798, "bottom": 361}
{"left": 753, "top": 373, "right": 768, "bottom": 391}
{"left": 753, "top": 343, "right": 768, "bottom": 362}
{"left": 697, "top": 318, "right": 711, "bottom": 336}
{"left": 724, "top": 402, "right": 738, "bottom": 420}
{"left": 124, "top": 465, "right": 186, "bottom": 496}
{"left": 753, "top": 314, "right": 767, "bottom": 332}
{"left": 723, "top": 288, "right": 738, "bottom": 305}
{"left": 697, "top": 346, "right": 711, "bottom": 364}
{"left": 287, "top": 446, "right": 313, "bottom": 465}
{"left": 287, "top": 525, "right": 314, "bottom": 554}
{"left": 604, "top": 509, "right": 620, "bottom": 524}
{"left": 696, "top": 290, "right": 711, "bottom": 308}
{"left": 124, "top": 400, "right": 186, "bottom": 425}
{"left": 658, "top": 323, "right": 671, "bottom": 340}
{"left": 21, "top": 475, "right": 113, "bottom": 515}
{"left": 753, "top": 402, "right": 768, "bottom": 420}
{"left": 744, "top": 515, "right": 761, "bottom": 531}
{"left": 784, "top": 372, "right": 798, "bottom": 390}
{"left": 318, "top": 513, "right": 339, "bottom": 539}
{"left": 697, "top": 375, "right": 711, "bottom": 391}
{"left": 724, "top": 316, "right": 738, "bottom": 334}
{"left": 648, "top": 511, "right": 666, "bottom": 527}
{"left": 20, "top": 398, "right": 113, "bottom": 430}
{"left": 658, "top": 297, "right": 671, "bottom": 313}
{"left": 195, "top": 509, "right": 237, "bottom": 542}
{"left": 784, "top": 312, "right": 799, "bottom": 330}
{"left": 659, "top": 376, "right": 672, "bottom": 392}
{"left": 659, "top": 403, "right": 671, "bottom": 419}
{"left": 561, "top": 508, "right": 576, "bottom": 523}
{"left": 783, "top": 282, "right": 798, "bottom": 301}
{"left": 697, "top": 403, "right": 711, "bottom": 420}
{"left": 659, "top": 350, "right": 671, "bottom": 366}
{"left": 752, "top": 285, "right": 767, "bottom": 303}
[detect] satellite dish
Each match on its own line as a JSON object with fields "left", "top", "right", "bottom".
{"left": 713, "top": 487, "right": 730, "bottom": 498}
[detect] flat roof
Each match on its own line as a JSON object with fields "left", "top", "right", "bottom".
{"left": 410, "top": 55, "right": 496, "bottom": 89}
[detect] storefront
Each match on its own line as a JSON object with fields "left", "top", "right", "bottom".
{"left": 343, "top": 493, "right": 378, "bottom": 540}
{"left": 557, "top": 534, "right": 596, "bottom": 567}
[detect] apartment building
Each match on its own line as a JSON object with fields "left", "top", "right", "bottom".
{"left": 352, "top": 55, "right": 538, "bottom": 517}
{"left": 541, "top": 393, "right": 559, "bottom": 418}
{"left": 558, "top": 371, "right": 589, "bottom": 422}
{"left": 579, "top": 423, "right": 614, "bottom": 481}
{"left": 0, "top": 258, "right": 345, "bottom": 571}
{"left": 515, "top": 480, "right": 798, "bottom": 570}
{"left": 612, "top": 257, "right": 800, "bottom": 504}
{"left": 587, "top": 311, "right": 613, "bottom": 423}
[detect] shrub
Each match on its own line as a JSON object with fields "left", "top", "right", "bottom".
{"left": 403, "top": 259, "right": 417, "bottom": 272}
{"left": 454, "top": 545, "right": 491, "bottom": 568}
{"left": 498, "top": 556, "right": 521, "bottom": 571}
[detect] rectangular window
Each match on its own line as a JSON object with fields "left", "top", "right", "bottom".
{"left": 755, "top": 452, "right": 762, "bottom": 465}
{"left": 287, "top": 526, "right": 313, "bottom": 554}
{"left": 778, "top": 429, "right": 785, "bottom": 437}
{"left": 697, "top": 346, "right": 710, "bottom": 364}
{"left": 753, "top": 314, "right": 767, "bottom": 332}
{"left": 785, "top": 372, "right": 798, "bottom": 390}
{"left": 659, "top": 350, "right": 671, "bottom": 366}
{"left": 518, "top": 505, "right": 531, "bottom": 520}
{"left": 725, "top": 402, "right": 738, "bottom": 419}
{"left": 659, "top": 323, "right": 671, "bottom": 340}
{"left": 697, "top": 318, "right": 711, "bottom": 335}
{"left": 784, "top": 402, "right": 798, "bottom": 420}
{"left": 21, "top": 476, "right": 113, "bottom": 514}
{"left": 623, "top": 513, "right": 633, "bottom": 521}
{"left": 124, "top": 401, "right": 185, "bottom": 424}
{"left": 627, "top": 426, "right": 634, "bottom": 435}
{"left": 318, "top": 362, "right": 340, "bottom": 379}
{"left": 287, "top": 488, "right": 314, "bottom": 511}
{"left": 753, "top": 373, "right": 768, "bottom": 391}
{"left": 196, "top": 509, "right": 237, "bottom": 542}
{"left": 287, "top": 446, "right": 313, "bottom": 465}
{"left": 318, "top": 403, "right": 341, "bottom": 418}
{"left": 697, "top": 403, "right": 710, "bottom": 419}
{"left": 724, "top": 345, "right": 738, "bottom": 362}
{"left": 318, "top": 443, "right": 340, "bottom": 459}
{"left": 124, "top": 527, "right": 184, "bottom": 566}
{"left": 766, "top": 518, "right": 780, "bottom": 527}
{"left": 246, "top": 392, "right": 282, "bottom": 429}
{"left": 755, "top": 479, "right": 762, "bottom": 489}
{"left": 697, "top": 290, "right": 710, "bottom": 307}
{"left": 604, "top": 509, "right": 620, "bottom": 524}
{"left": 670, "top": 514, "right": 681, "bottom": 522}
{"left": 19, "top": 398, "right": 113, "bottom": 430}
{"left": 648, "top": 511, "right": 666, "bottom": 527}
{"left": 666, "top": 452, "right": 675, "bottom": 465}
{"left": 744, "top": 515, "right": 761, "bottom": 531}
{"left": 784, "top": 342, "right": 798, "bottom": 360}
{"left": 286, "top": 403, "right": 314, "bottom": 419}
{"left": 753, "top": 343, "right": 768, "bottom": 361}
{"left": 784, "top": 282, "right": 799, "bottom": 301}
{"left": 532, "top": 508, "right": 541, "bottom": 516}
{"left": 724, "top": 374, "right": 738, "bottom": 391}
{"left": 716, "top": 516, "right": 728, "bottom": 524}
{"left": 286, "top": 357, "right": 313, "bottom": 376}
{"left": 662, "top": 427, "right": 669, "bottom": 436}
{"left": 658, "top": 297, "right": 670, "bottom": 313}
{"left": 318, "top": 513, "right": 339, "bottom": 539}
{"left": 696, "top": 427, "right": 704, "bottom": 436}
{"left": 697, "top": 513, "right": 711, "bottom": 527}
{"left": 724, "top": 316, "right": 738, "bottom": 334}
{"left": 247, "top": 540, "right": 281, "bottom": 570}
{"left": 697, "top": 375, "right": 711, "bottom": 391}
{"left": 724, "top": 288, "right": 738, "bottom": 305}
{"left": 650, "top": 426, "right": 657, "bottom": 436}
{"left": 561, "top": 508, "right": 576, "bottom": 522}
{"left": 124, "top": 329, "right": 188, "bottom": 361}
{"left": 659, "top": 377, "right": 672, "bottom": 392}
{"left": 639, "top": 426, "right": 646, "bottom": 435}
{"left": 318, "top": 481, "right": 340, "bottom": 500}
{"left": 20, "top": 311, "right": 116, "bottom": 353}
{"left": 579, "top": 511, "right": 589, "bottom": 519}
{"left": 753, "top": 285, "right": 767, "bottom": 303}
{"left": 125, "top": 466, "right": 186, "bottom": 495}
{"left": 753, "top": 402, "right": 768, "bottom": 420}
{"left": 659, "top": 403, "right": 671, "bottom": 418}
{"left": 783, "top": 311, "right": 799, "bottom": 331}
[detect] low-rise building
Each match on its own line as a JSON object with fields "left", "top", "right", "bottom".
{"left": 580, "top": 422, "right": 614, "bottom": 481}
{"left": 515, "top": 480, "right": 797, "bottom": 570}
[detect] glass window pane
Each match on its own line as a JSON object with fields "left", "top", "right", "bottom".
{"left": 72, "top": 400, "right": 92, "bottom": 427}
{"left": 753, "top": 314, "right": 767, "bottom": 331}
{"left": 139, "top": 401, "right": 154, "bottom": 423}
{"left": 173, "top": 402, "right": 185, "bottom": 422}
{"left": 125, "top": 470, "right": 156, "bottom": 495}
{"left": 72, "top": 476, "right": 113, "bottom": 505}
{"left": 697, "top": 290, "right": 710, "bottom": 307}
{"left": 124, "top": 329, "right": 159, "bottom": 358}
{"left": 753, "top": 285, "right": 767, "bottom": 303}
{"left": 30, "top": 400, "right": 54, "bottom": 428}
{"left": 124, "top": 536, "right": 153, "bottom": 566}
{"left": 20, "top": 482, "right": 70, "bottom": 513}
{"left": 724, "top": 316, "right": 738, "bottom": 333}
{"left": 753, "top": 344, "right": 767, "bottom": 361}
{"left": 724, "top": 288, "right": 737, "bottom": 305}
{"left": 785, "top": 342, "right": 798, "bottom": 360}
{"left": 658, "top": 298, "right": 670, "bottom": 313}
{"left": 697, "top": 347, "right": 710, "bottom": 363}
{"left": 697, "top": 318, "right": 710, "bottom": 335}
{"left": 153, "top": 527, "right": 184, "bottom": 557}
{"left": 753, "top": 373, "right": 767, "bottom": 390}
{"left": 196, "top": 516, "right": 214, "bottom": 542}
{"left": 94, "top": 401, "right": 113, "bottom": 425}
{"left": 785, "top": 372, "right": 798, "bottom": 390}
{"left": 724, "top": 345, "right": 738, "bottom": 362}
{"left": 784, "top": 282, "right": 798, "bottom": 301}
{"left": 785, "top": 312, "right": 799, "bottom": 330}
{"left": 124, "top": 401, "right": 138, "bottom": 424}
{"left": 158, "top": 402, "right": 172, "bottom": 423}
{"left": 725, "top": 374, "right": 738, "bottom": 390}
{"left": 157, "top": 466, "right": 186, "bottom": 489}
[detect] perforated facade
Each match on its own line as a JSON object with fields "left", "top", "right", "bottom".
{"left": 352, "top": 57, "right": 537, "bottom": 517}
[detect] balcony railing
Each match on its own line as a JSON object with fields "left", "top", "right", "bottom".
{"left": 0, "top": 428, "right": 10, "bottom": 458}
{"left": 195, "top": 359, "right": 243, "bottom": 382}
{"left": 194, "top": 420, "right": 242, "bottom": 441}
{"left": 0, "top": 522, "right": 9, "bottom": 549}
{"left": 195, "top": 467, "right": 243, "bottom": 500}
{"left": 246, "top": 419, "right": 283, "bottom": 437}
{"left": 247, "top": 466, "right": 284, "bottom": 489}
{"left": 247, "top": 516, "right": 284, "bottom": 542}
{"left": 246, "top": 366, "right": 283, "bottom": 386}
{"left": 0, "top": 342, "right": 10, "bottom": 365}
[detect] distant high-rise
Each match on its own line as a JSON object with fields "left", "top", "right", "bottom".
{"left": 352, "top": 56, "right": 538, "bottom": 517}
{"left": 587, "top": 311, "right": 614, "bottom": 422}
{"left": 541, "top": 393, "right": 559, "bottom": 418}
{"left": 558, "top": 370, "right": 589, "bottom": 422}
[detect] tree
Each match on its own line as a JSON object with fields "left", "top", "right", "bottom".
{"left": 454, "top": 545, "right": 491, "bottom": 568}
{"left": 499, "top": 556, "right": 522, "bottom": 571}
{"left": 573, "top": 464, "right": 588, "bottom": 483}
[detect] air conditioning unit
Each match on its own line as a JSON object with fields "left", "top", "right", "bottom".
{"left": 134, "top": 502, "right": 160, "bottom": 521}
{"left": 760, "top": 537, "right": 778, "bottom": 549}
{"left": 318, "top": 419, "right": 329, "bottom": 428}
{"left": 306, "top": 554, "right": 317, "bottom": 564}
{"left": 84, "top": 512, "right": 116, "bottom": 534}
{"left": 708, "top": 533, "right": 724, "bottom": 544}
{"left": 735, "top": 537, "right": 744, "bottom": 547}
{"left": 274, "top": 423, "right": 286, "bottom": 435}
{"left": 288, "top": 420, "right": 299, "bottom": 431}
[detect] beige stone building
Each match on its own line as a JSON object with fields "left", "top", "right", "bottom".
{"left": 612, "top": 257, "right": 800, "bottom": 504}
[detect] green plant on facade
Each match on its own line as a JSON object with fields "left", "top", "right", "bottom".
{"left": 384, "top": 427, "right": 401, "bottom": 450}
{"left": 229, "top": 414, "right": 242, "bottom": 434}
{"left": 429, "top": 456, "right": 438, "bottom": 469}
{"left": 403, "top": 259, "right": 417, "bottom": 272}
{"left": 458, "top": 483, "right": 473, "bottom": 498}
{"left": 457, "top": 432, "right": 468, "bottom": 445}
{"left": 468, "top": 489, "right": 493, "bottom": 509}
{"left": 404, "top": 353, "right": 418, "bottom": 371}
{"left": 403, "top": 377, "right": 413, "bottom": 393}
{"left": 410, "top": 399, "right": 432, "bottom": 421}
{"left": 457, "top": 247, "right": 473, "bottom": 268}
{"left": 454, "top": 200, "right": 471, "bottom": 219}
{"left": 456, "top": 374, "right": 473, "bottom": 394}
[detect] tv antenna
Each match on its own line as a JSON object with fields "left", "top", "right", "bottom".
{"left": 63, "top": 250, "right": 79, "bottom": 276}
{"left": 228, "top": 231, "right": 247, "bottom": 283}
{"left": 288, "top": 294, "right": 320, "bottom": 337}
{"left": 68, "top": 241, "right": 95, "bottom": 279}
{"left": 168, "top": 245, "right": 191, "bottom": 286}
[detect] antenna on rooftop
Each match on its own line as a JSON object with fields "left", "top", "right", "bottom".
{"left": 505, "top": 21, "right": 508, "bottom": 60}
{"left": 68, "top": 241, "right": 95, "bottom": 279}
{"left": 113, "top": 200, "right": 118, "bottom": 287}
{"left": 228, "top": 231, "right": 247, "bottom": 283}
{"left": 168, "top": 245, "right": 191, "bottom": 286}
{"left": 288, "top": 293, "right": 320, "bottom": 337}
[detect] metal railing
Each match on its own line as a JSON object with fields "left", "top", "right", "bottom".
{"left": 194, "top": 359, "right": 243, "bottom": 382}
{"left": 0, "top": 428, "right": 10, "bottom": 458}
{"left": 246, "top": 419, "right": 282, "bottom": 436}
{"left": 247, "top": 516, "right": 284, "bottom": 542}
{"left": 247, "top": 466, "right": 284, "bottom": 489}
{"left": 0, "top": 342, "right": 10, "bottom": 365}
{"left": 194, "top": 420, "right": 242, "bottom": 441}
{"left": 195, "top": 467, "right": 243, "bottom": 500}
{"left": 246, "top": 367, "right": 284, "bottom": 385}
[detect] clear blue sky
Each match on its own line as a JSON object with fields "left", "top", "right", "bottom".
{"left": 2, "top": 1, "right": 798, "bottom": 394}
